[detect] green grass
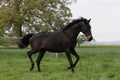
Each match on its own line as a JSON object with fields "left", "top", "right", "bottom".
{"left": 0, "top": 46, "right": 120, "bottom": 80}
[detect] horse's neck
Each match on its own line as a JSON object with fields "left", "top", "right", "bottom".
{"left": 63, "top": 27, "right": 81, "bottom": 40}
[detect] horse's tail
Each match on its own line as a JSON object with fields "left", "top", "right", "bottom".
{"left": 18, "top": 33, "right": 34, "bottom": 49}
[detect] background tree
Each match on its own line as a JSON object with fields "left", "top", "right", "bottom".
{"left": 77, "top": 34, "right": 87, "bottom": 47}
{"left": 0, "top": 0, "right": 72, "bottom": 37}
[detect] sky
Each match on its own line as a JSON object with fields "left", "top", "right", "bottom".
{"left": 69, "top": 0, "right": 120, "bottom": 42}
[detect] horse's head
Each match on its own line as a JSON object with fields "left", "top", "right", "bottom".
{"left": 80, "top": 18, "right": 93, "bottom": 41}
{"left": 60, "top": 17, "right": 93, "bottom": 41}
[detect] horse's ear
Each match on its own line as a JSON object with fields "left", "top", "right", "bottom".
{"left": 88, "top": 18, "right": 91, "bottom": 23}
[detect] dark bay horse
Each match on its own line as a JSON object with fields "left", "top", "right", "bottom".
{"left": 18, "top": 17, "right": 93, "bottom": 73}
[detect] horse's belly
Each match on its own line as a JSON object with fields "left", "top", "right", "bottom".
{"left": 44, "top": 44, "right": 66, "bottom": 52}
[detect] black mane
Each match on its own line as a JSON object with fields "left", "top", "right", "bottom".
{"left": 61, "top": 17, "right": 88, "bottom": 31}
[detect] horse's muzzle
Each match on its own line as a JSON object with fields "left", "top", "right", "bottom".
{"left": 87, "top": 35, "right": 93, "bottom": 41}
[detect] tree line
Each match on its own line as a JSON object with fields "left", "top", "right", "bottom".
{"left": 0, "top": 0, "right": 74, "bottom": 37}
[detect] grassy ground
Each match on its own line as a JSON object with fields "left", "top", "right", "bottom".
{"left": 0, "top": 46, "right": 120, "bottom": 80}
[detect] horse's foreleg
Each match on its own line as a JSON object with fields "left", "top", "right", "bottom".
{"left": 65, "top": 48, "right": 74, "bottom": 73}
{"left": 36, "top": 50, "right": 45, "bottom": 72}
{"left": 27, "top": 50, "right": 37, "bottom": 71}
{"left": 68, "top": 48, "right": 79, "bottom": 69}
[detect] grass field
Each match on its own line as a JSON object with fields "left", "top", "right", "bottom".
{"left": 0, "top": 46, "right": 120, "bottom": 80}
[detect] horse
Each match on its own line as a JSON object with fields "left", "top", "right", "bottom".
{"left": 18, "top": 17, "right": 93, "bottom": 73}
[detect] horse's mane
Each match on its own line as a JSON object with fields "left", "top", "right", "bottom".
{"left": 61, "top": 17, "right": 88, "bottom": 31}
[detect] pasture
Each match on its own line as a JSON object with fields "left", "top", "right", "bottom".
{"left": 0, "top": 46, "right": 120, "bottom": 80}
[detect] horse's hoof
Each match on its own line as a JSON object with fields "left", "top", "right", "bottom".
{"left": 38, "top": 69, "right": 41, "bottom": 72}
{"left": 30, "top": 68, "right": 33, "bottom": 71}
{"left": 30, "top": 67, "right": 34, "bottom": 71}
{"left": 38, "top": 70, "right": 41, "bottom": 72}
{"left": 30, "top": 64, "right": 34, "bottom": 71}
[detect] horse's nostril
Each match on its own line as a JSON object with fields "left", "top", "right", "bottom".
{"left": 88, "top": 37, "right": 93, "bottom": 41}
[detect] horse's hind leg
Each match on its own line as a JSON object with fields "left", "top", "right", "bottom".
{"left": 36, "top": 50, "right": 46, "bottom": 72}
{"left": 27, "top": 50, "right": 37, "bottom": 71}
